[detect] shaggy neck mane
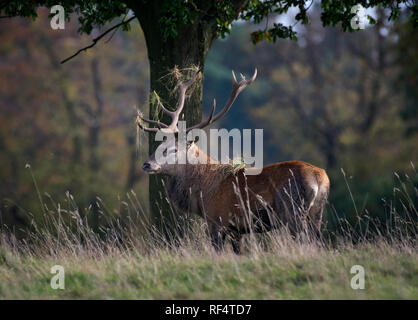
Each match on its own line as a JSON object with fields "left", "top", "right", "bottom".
{"left": 165, "top": 163, "right": 243, "bottom": 213}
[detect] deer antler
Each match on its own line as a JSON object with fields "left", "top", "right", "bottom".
{"left": 186, "top": 68, "right": 257, "bottom": 132}
{"left": 137, "top": 68, "right": 256, "bottom": 134}
{"left": 136, "top": 69, "right": 201, "bottom": 133}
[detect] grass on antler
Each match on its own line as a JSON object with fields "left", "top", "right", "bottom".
{"left": 159, "top": 65, "right": 201, "bottom": 99}
{"left": 219, "top": 157, "right": 247, "bottom": 178}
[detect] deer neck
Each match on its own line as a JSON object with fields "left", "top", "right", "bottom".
{"left": 165, "top": 146, "right": 225, "bottom": 214}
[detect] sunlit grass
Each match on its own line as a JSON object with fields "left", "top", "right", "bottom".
{"left": 0, "top": 235, "right": 416, "bottom": 299}
{"left": 0, "top": 167, "right": 416, "bottom": 299}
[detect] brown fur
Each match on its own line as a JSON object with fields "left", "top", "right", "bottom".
{"left": 164, "top": 146, "right": 330, "bottom": 253}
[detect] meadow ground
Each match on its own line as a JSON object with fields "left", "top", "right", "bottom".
{"left": 0, "top": 229, "right": 416, "bottom": 299}
{"left": 0, "top": 171, "right": 416, "bottom": 300}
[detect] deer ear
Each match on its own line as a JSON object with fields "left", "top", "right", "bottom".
{"left": 186, "top": 136, "right": 199, "bottom": 147}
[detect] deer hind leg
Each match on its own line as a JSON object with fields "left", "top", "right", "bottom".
{"left": 307, "top": 184, "right": 329, "bottom": 240}
{"left": 274, "top": 180, "right": 319, "bottom": 239}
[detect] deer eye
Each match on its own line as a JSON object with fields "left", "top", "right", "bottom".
{"left": 164, "top": 147, "right": 177, "bottom": 156}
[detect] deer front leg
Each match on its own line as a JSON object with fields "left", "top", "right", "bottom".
{"left": 209, "top": 224, "right": 226, "bottom": 252}
{"left": 230, "top": 233, "right": 242, "bottom": 255}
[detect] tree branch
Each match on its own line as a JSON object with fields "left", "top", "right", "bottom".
{"left": 60, "top": 16, "right": 136, "bottom": 64}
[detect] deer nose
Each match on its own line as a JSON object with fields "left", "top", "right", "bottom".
{"left": 142, "top": 162, "right": 151, "bottom": 171}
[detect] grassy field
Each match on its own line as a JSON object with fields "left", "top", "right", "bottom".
{"left": 0, "top": 172, "right": 416, "bottom": 300}
{"left": 0, "top": 231, "right": 416, "bottom": 299}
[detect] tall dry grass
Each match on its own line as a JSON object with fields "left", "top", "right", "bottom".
{"left": 0, "top": 165, "right": 416, "bottom": 299}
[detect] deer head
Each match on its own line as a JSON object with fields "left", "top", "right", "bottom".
{"left": 137, "top": 68, "right": 257, "bottom": 175}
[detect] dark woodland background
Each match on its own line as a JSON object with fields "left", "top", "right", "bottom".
{"left": 0, "top": 8, "right": 417, "bottom": 237}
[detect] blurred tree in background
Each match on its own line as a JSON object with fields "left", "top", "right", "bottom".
{"left": 0, "top": 2, "right": 417, "bottom": 238}
{"left": 0, "top": 10, "right": 150, "bottom": 234}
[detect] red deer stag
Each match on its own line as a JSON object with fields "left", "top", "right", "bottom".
{"left": 137, "top": 68, "right": 330, "bottom": 253}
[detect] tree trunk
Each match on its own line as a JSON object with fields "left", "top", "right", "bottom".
{"left": 88, "top": 57, "right": 104, "bottom": 231}
{"left": 132, "top": 3, "right": 218, "bottom": 234}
